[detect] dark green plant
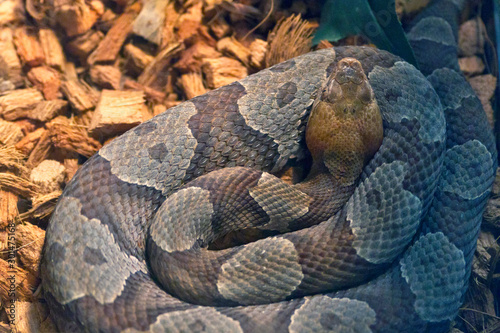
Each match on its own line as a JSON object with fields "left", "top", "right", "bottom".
{"left": 313, "top": 0, "right": 417, "bottom": 66}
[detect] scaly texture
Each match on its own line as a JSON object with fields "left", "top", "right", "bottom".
{"left": 41, "top": 1, "right": 497, "bottom": 332}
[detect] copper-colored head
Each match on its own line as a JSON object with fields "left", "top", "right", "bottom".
{"left": 305, "top": 57, "right": 383, "bottom": 184}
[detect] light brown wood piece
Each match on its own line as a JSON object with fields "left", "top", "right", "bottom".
{"left": 39, "top": 29, "right": 66, "bottom": 71}
{"left": 138, "top": 42, "right": 183, "bottom": 88}
{"left": 209, "top": 15, "right": 231, "bottom": 39}
{"left": 46, "top": 119, "right": 101, "bottom": 158}
{"left": 179, "top": 72, "right": 207, "bottom": 99}
{"left": 0, "top": 28, "right": 23, "bottom": 88}
{"left": 16, "top": 223, "right": 45, "bottom": 278}
{"left": 124, "top": 44, "right": 154, "bottom": 74}
{"left": 161, "top": 1, "right": 181, "bottom": 48}
{"left": 0, "top": 190, "right": 18, "bottom": 229}
{"left": 468, "top": 74, "right": 497, "bottom": 128}
{"left": 0, "top": 259, "right": 37, "bottom": 303}
{"left": 174, "top": 42, "right": 221, "bottom": 73}
{"left": 249, "top": 39, "right": 268, "bottom": 69}
{"left": 216, "top": 37, "right": 251, "bottom": 67}
{"left": 152, "top": 104, "right": 167, "bottom": 116}
{"left": 0, "top": 119, "right": 24, "bottom": 146}
{"left": 66, "top": 30, "right": 104, "bottom": 64}
{"left": 27, "top": 66, "right": 61, "bottom": 100}
{"left": 29, "top": 160, "right": 65, "bottom": 194}
{"left": 202, "top": 57, "right": 248, "bottom": 89}
{"left": 15, "top": 128, "right": 47, "bottom": 156}
{"left": 0, "top": 0, "right": 24, "bottom": 25}
{"left": 459, "top": 19, "right": 486, "bottom": 56}
{"left": 90, "top": 65, "right": 122, "bottom": 90}
{"left": 123, "top": 79, "right": 166, "bottom": 104}
{"left": 60, "top": 79, "right": 98, "bottom": 112}
{"left": 458, "top": 56, "right": 485, "bottom": 76}
{"left": 9, "top": 301, "right": 55, "bottom": 333}
{"left": 13, "top": 27, "right": 45, "bottom": 67}
{"left": 52, "top": 0, "right": 104, "bottom": 37}
{"left": 0, "top": 88, "right": 44, "bottom": 121}
{"left": 88, "top": 2, "right": 142, "bottom": 65}
{"left": 29, "top": 100, "right": 68, "bottom": 122}
{"left": 174, "top": 1, "right": 203, "bottom": 42}
{"left": 316, "top": 40, "right": 334, "bottom": 50}
{"left": 26, "top": 129, "right": 52, "bottom": 168}
{"left": 99, "top": 8, "right": 118, "bottom": 31}
{"left": 63, "top": 158, "right": 79, "bottom": 182}
{"left": 133, "top": 0, "right": 169, "bottom": 45}
{"left": 89, "top": 90, "right": 150, "bottom": 137}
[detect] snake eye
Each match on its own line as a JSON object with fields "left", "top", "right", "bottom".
{"left": 358, "top": 82, "right": 374, "bottom": 104}
{"left": 322, "top": 78, "right": 342, "bottom": 103}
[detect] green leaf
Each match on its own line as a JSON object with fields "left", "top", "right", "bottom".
{"left": 313, "top": 0, "right": 417, "bottom": 67}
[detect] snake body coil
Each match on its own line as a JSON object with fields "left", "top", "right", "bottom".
{"left": 42, "top": 1, "right": 497, "bottom": 332}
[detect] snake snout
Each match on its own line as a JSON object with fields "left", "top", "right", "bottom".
{"left": 336, "top": 58, "right": 365, "bottom": 85}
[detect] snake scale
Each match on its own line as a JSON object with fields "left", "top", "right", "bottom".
{"left": 41, "top": 0, "right": 497, "bottom": 332}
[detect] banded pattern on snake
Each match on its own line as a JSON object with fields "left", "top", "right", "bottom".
{"left": 41, "top": 0, "right": 497, "bottom": 332}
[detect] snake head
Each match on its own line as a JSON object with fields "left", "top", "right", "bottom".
{"left": 320, "top": 57, "right": 374, "bottom": 107}
{"left": 306, "top": 56, "right": 383, "bottom": 181}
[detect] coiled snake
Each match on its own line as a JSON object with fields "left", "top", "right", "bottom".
{"left": 41, "top": 0, "right": 497, "bottom": 332}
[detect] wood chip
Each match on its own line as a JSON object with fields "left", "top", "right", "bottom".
{"left": 15, "top": 128, "right": 46, "bottom": 156}
{"left": 27, "top": 66, "right": 61, "bottom": 100}
{"left": 60, "top": 79, "right": 98, "bottom": 112}
{"left": 88, "top": 2, "right": 142, "bottom": 65}
{"left": 52, "top": 0, "right": 103, "bottom": 37}
{"left": 29, "top": 100, "right": 68, "bottom": 122}
{"left": 38, "top": 29, "right": 66, "bottom": 71}
{"left": 209, "top": 15, "right": 231, "bottom": 39}
{"left": 0, "top": 119, "right": 24, "bottom": 146}
{"left": 459, "top": 19, "right": 486, "bottom": 56}
{"left": 0, "top": 28, "right": 23, "bottom": 88}
{"left": 0, "top": 0, "right": 24, "bottom": 25}
{"left": 468, "top": 74, "right": 496, "bottom": 128}
{"left": 30, "top": 160, "right": 65, "bottom": 194}
{"left": 89, "top": 89, "right": 149, "bottom": 137}
{"left": 0, "top": 259, "right": 37, "bottom": 303}
{"left": 175, "top": 1, "right": 203, "bottom": 42}
{"left": 66, "top": 30, "right": 104, "bottom": 64}
{"left": 123, "top": 79, "right": 166, "bottom": 104}
{"left": 316, "top": 40, "right": 334, "bottom": 49}
{"left": 132, "top": 0, "right": 169, "bottom": 45}
{"left": 26, "top": 129, "right": 52, "bottom": 168}
{"left": 0, "top": 88, "right": 44, "bottom": 121}
{"left": 9, "top": 301, "right": 55, "bottom": 333}
{"left": 160, "top": 0, "right": 180, "bottom": 48}
{"left": 458, "top": 56, "right": 485, "bottom": 76}
{"left": 13, "top": 26, "right": 45, "bottom": 67}
{"left": 0, "top": 190, "right": 18, "bottom": 229}
{"left": 249, "top": 39, "right": 268, "bottom": 69}
{"left": 179, "top": 72, "right": 207, "bottom": 99}
{"left": 265, "top": 14, "right": 314, "bottom": 67}
{"left": 138, "top": 42, "right": 183, "bottom": 89}
{"left": 124, "top": 44, "right": 154, "bottom": 75}
{"left": 63, "top": 158, "right": 79, "bottom": 182}
{"left": 0, "top": 172, "right": 38, "bottom": 200}
{"left": 202, "top": 57, "right": 248, "bottom": 89}
{"left": 89, "top": 65, "right": 122, "bottom": 90}
{"left": 22, "top": 190, "right": 61, "bottom": 220}
{"left": 16, "top": 223, "right": 45, "bottom": 278}
{"left": 174, "top": 42, "right": 221, "bottom": 73}
{"left": 46, "top": 120, "right": 101, "bottom": 158}
{"left": 216, "top": 37, "right": 251, "bottom": 67}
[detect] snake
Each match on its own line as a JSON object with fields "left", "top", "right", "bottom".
{"left": 41, "top": 0, "right": 497, "bottom": 332}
